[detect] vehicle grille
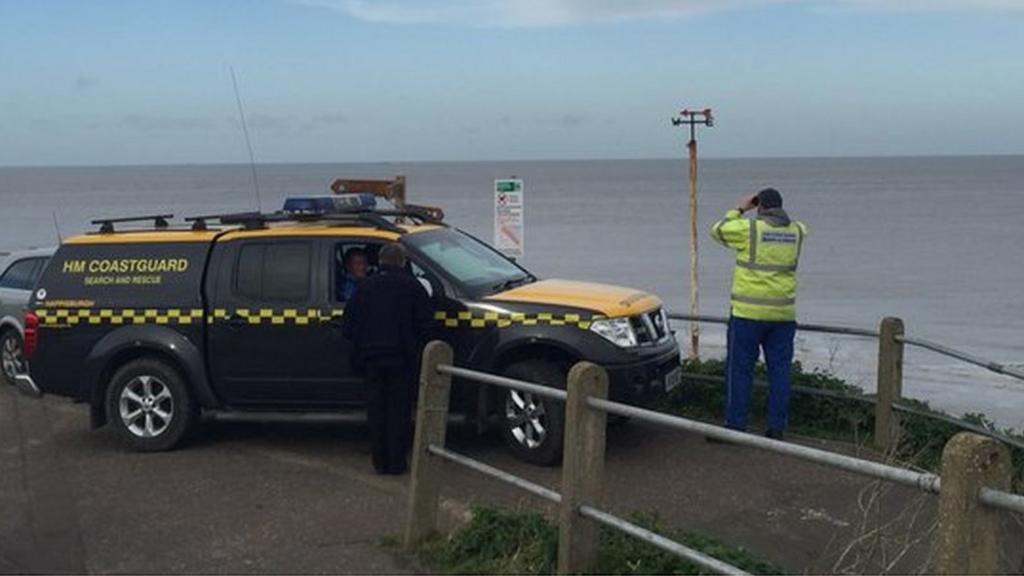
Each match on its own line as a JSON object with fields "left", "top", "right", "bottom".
{"left": 630, "top": 308, "right": 670, "bottom": 345}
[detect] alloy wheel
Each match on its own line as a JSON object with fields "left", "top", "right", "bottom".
{"left": 505, "top": 390, "right": 548, "bottom": 449}
{"left": 119, "top": 375, "right": 174, "bottom": 438}
{"left": 1, "top": 335, "right": 23, "bottom": 381}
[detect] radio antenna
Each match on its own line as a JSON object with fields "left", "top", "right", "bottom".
{"left": 52, "top": 211, "right": 63, "bottom": 244}
{"left": 230, "top": 66, "right": 262, "bottom": 212}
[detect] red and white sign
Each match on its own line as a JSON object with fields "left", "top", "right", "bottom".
{"left": 494, "top": 179, "right": 524, "bottom": 259}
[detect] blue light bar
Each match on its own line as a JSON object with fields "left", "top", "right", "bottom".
{"left": 282, "top": 194, "right": 378, "bottom": 214}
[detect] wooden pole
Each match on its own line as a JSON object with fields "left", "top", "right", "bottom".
{"left": 557, "top": 362, "right": 609, "bottom": 574}
{"left": 874, "top": 317, "right": 904, "bottom": 452}
{"left": 688, "top": 135, "right": 700, "bottom": 359}
{"left": 403, "top": 340, "right": 454, "bottom": 550}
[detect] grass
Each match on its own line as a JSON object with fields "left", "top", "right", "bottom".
{"left": 417, "top": 506, "right": 783, "bottom": 575}
{"left": 662, "top": 358, "right": 1024, "bottom": 491}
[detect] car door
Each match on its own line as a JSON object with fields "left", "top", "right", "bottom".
{"left": 207, "top": 238, "right": 339, "bottom": 406}
{"left": 293, "top": 238, "right": 377, "bottom": 405}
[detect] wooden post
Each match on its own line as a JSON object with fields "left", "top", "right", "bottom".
{"left": 874, "top": 317, "right": 904, "bottom": 452}
{"left": 558, "top": 362, "right": 609, "bottom": 574}
{"left": 935, "top": 433, "right": 1011, "bottom": 575}
{"left": 687, "top": 137, "right": 700, "bottom": 359}
{"left": 402, "top": 340, "right": 454, "bottom": 550}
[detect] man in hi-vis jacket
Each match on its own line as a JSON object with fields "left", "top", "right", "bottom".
{"left": 710, "top": 188, "right": 807, "bottom": 440}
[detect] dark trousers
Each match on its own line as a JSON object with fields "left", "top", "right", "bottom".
{"left": 725, "top": 316, "right": 796, "bottom": 433}
{"left": 365, "top": 357, "right": 415, "bottom": 474}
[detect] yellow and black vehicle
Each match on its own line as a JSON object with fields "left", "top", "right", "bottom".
{"left": 21, "top": 198, "right": 680, "bottom": 464}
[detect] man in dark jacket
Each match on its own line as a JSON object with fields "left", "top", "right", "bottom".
{"left": 342, "top": 243, "right": 434, "bottom": 474}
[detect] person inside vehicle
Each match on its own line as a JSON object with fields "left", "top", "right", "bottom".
{"left": 338, "top": 247, "right": 368, "bottom": 301}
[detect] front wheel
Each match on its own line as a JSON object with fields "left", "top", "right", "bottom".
{"left": 500, "top": 360, "right": 566, "bottom": 466}
{"left": 1, "top": 331, "right": 24, "bottom": 386}
{"left": 106, "top": 358, "right": 196, "bottom": 452}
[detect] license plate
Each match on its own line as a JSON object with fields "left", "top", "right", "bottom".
{"left": 664, "top": 366, "right": 683, "bottom": 392}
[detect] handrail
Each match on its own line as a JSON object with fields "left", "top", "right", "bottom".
{"left": 428, "top": 445, "right": 562, "bottom": 503}
{"left": 666, "top": 312, "right": 1024, "bottom": 383}
{"left": 407, "top": 349, "right": 1024, "bottom": 576}
{"left": 438, "top": 365, "right": 567, "bottom": 400}
{"left": 587, "top": 397, "right": 943, "bottom": 494}
{"left": 896, "top": 334, "right": 1024, "bottom": 381}
{"left": 979, "top": 486, "right": 1024, "bottom": 515}
{"left": 441, "top": 361, "right": 1024, "bottom": 515}
{"left": 428, "top": 444, "right": 749, "bottom": 575}
{"left": 666, "top": 312, "right": 879, "bottom": 337}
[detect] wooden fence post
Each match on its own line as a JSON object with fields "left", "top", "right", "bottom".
{"left": 403, "top": 340, "right": 454, "bottom": 550}
{"left": 558, "top": 362, "right": 609, "bottom": 574}
{"left": 874, "top": 317, "right": 904, "bottom": 452}
{"left": 935, "top": 432, "right": 1011, "bottom": 575}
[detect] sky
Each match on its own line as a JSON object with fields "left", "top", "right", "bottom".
{"left": 1, "top": 0, "right": 1023, "bottom": 166}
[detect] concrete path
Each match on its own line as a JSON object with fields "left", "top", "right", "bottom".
{"left": 3, "top": 383, "right": 1020, "bottom": 574}
{"left": 0, "top": 385, "right": 413, "bottom": 574}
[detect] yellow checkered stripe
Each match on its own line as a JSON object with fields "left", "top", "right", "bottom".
{"left": 36, "top": 308, "right": 206, "bottom": 326}
{"left": 433, "top": 311, "right": 603, "bottom": 330}
{"left": 208, "top": 308, "right": 343, "bottom": 326}
{"left": 36, "top": 308, "right": 598, "bottom": 330}
{"left": 35, "top": 308, "right": 345, "bottom": 327}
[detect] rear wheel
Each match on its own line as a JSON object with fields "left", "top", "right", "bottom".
{"left": 500, "top": 360, "right": 565, "bottom": 466}
{"left": 1, "top": 331, "right": 24, "bottom": 386}
{"left": 106, "top": 358, "right": 196, "bottom": 452}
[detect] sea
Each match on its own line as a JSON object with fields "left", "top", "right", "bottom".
{"left": 1, "top": 157, "right": 1022, "bottom": 429}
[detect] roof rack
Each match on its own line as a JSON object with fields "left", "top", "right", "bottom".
{"left": 183, "top": 208, "right": 440, "bottom": 235}
{"left": 91, "top": 214, "right": 174, "bottom": 234}
{"left": 184, "top": 212, "right": 261, "bottom": 231}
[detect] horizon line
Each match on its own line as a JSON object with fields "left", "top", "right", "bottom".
{"left": 2, "top": 152, "right": 1022, "bottom": 170}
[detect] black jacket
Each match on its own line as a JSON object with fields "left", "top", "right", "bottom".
{"left": 341, "top": 264, "right": 435, "bottom": 369}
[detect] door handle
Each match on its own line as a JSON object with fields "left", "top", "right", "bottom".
{"left": 227, "top": 315, "right": 248, "bottom": 328}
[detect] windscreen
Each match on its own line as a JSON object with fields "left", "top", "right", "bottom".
{"left": 404, "top": 228, "right": 532, "bottom": 297}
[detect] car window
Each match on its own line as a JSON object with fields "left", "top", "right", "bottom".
{"left": 0, "top": 258, "right": 41, "bottom": 290}
{"left": 333, "top": 242, "right": 380, "bottom": 303}
{"left": 29, "top": 258, "right": 50, "bottom": 286}
{"left": 235, "top": 242, "right": 312, "bottom": 303}
{"left": 405, "top": 229, "right": 529, "bottom": 295}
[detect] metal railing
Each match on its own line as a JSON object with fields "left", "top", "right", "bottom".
{"left": 667, "top": 313, "right": 1024, "bottom": 454}
{"left": 667, "top": 312, "right": 1024, "bottom": 382}
{"left": 403, "top": 341, "right": 1024, "bottom": 575}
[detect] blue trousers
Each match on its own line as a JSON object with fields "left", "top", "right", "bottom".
{"left": 725, "top": 316, "right": 796, "bottom": 433}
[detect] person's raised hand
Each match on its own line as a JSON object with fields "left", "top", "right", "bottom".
{"left": 737, "top": 193, "right": 758, "bottom": 212}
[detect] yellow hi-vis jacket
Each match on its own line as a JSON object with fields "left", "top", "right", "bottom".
{"left": 710, "top": 209, "right": 807, "bottom": 321}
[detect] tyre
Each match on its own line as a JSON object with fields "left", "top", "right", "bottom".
{"left": 1, "top": 331, "right": 24, "bottom": 386}
{"left": 105, "top": 358, "right": 196, "bottom": 452}
{"left": 499, "top": 360, "right": 566, "bottom": 466}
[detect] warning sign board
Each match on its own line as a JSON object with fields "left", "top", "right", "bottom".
{"left": 494, "top": 179, "right": 524, "bottom": 259}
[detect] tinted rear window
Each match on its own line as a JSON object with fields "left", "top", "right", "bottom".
{"left": 235, "top": 242, "right": 311, "bottom": 303}
{"left": 0, "top": 258, "right": 42, "bottom": 290}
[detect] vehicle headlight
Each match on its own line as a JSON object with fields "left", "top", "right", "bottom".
{"left": 589, "top": 317, "right": 638, "bottom": 348}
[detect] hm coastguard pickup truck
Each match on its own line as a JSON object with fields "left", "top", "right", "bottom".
{"left": 20, "top": 200, "right": 680, "bottom": 464}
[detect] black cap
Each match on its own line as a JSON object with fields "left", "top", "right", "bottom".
{"left": 757, "top": 188, "right": 783, "bottom": 209}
